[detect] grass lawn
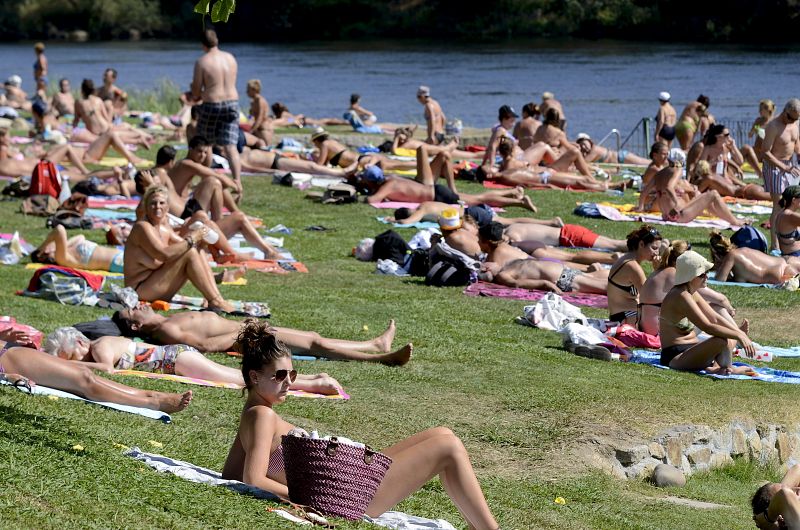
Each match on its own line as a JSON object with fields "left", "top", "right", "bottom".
{"left": 0, "top": 142, "right": 796, "bottom": 529}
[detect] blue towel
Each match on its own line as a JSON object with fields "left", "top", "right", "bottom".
{"left": 357, "top": 146, "right": 380, "bottom": 154}
{"left": 706, "top": 272, "right": 776, "bottom": 288}
{"left": 629, "top": 350, "right": 800, "bottom": 383}
{"left": 85, "top": 208, "right": 137, "bottom": 221}
{"left": 375, "top": 216, "right": 439, "bottom": 230}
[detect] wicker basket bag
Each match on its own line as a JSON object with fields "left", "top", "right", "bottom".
{"left": 282, "top": 434, "right": 393, "bottom": 520}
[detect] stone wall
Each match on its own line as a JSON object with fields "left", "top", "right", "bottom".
{"left": 588, "top": 421, "right": 800, "bottom": 480}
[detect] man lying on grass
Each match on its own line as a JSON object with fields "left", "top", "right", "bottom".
{"left": 752, "top": 463, "right": 800, "bottom": 529}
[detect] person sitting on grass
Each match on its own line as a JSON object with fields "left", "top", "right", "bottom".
{"left": 478, "top": 224, "right": 610, "bottom": 295}
{"left": 386, "top": 202, "right": 560, "bottom": 227}
{"left": 31, "top": 225, "right": 125, "bottom": 273}
{"left": 658, "top": 250, "right": 755, "bottom": 374}
{"left": 364, "top": 145, "right": 537, "bottom": 211}
{"left": 637, "top": 142, "right": 670, "bottom": 211}
{"left": 124, "top": 185, "right": 236, "bottom": 313}
{"left": 110, "top": 305, "right": 412, "bottom": 365}
{"left": 606, "top": 225, "right": 664, "bottom": 325}
{"left": 752, "top": 463, "right": 800, "bottom": 529}
{"left": 246, "top": 79, "right": 273, "bottom": 146}
{"left": 221, "top": 320, "right": 498, "bottom": 529}
{"left": 775, "top": 185, "right": 800, "bottom": 257}
{"left": 0, "top": 336, "right": 192, "bottom": 413}
{"left": 709, "top": 229, "right": 800, "bottom": 284}
{"left": 44, "top": 326, "right": 342, "bottom": 395}
{"left": 690, "top": 160, "right": 771, "bottom": 201}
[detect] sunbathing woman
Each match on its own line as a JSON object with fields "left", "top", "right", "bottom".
{"left": 270, "top": 102, "right": 347, "bottom": 128}
{"left": 124, "top": 185, "right": 235, "bottom": 313}
{"left": 741, "top": 99, "right": 775, "bottom": 175}
{"left": 513, "top": 102, "right": 542, "bottom": 150}
{"left": 531, "top": 109, "right": 594, "bottom": 177}
{"left": 658, "top": 250, "right": 755, "bottom": 374}
{"left": 607, "top": 226, "right": 664, "bottom": 325}
{"left": 639, "top": 241, "right": 737, "bottom": 336}
{"left": 0, "top": 337, "right": 192, "bottom": 413}
{"left": 675, "top": 95, "right": 710, "bottom": 150}
{"left": 637, "top": 142, "right": 670, "bottom": 211}
{"left": 239, "top": 145, "right": 356, "bottom": 177}
{"left": 221, "top": 320, "right": 498, "bottom": 528}
{"left": 698, "top": 124, "right": 746, "bottom": 181}
{"left": 775, "top": 185, "right": 800, "bottom": 257}
{"left": 0, "top": 128, "right": 91, "bottom": 177}
{"left": 32, "top": 225, "right": 125, "bottom": 273}
{"left": 709, "top": 230, "right": 799, "bottom": 284}
{"left": 691, "top": 160, "right": 770, "bottom": 201}
{"left": 575, "top": 134, "right": 650, "bottom": 166}
{"left": 654, "top": 149, "right": 744, "bottom": 226}
{"left": 310, "top": 129, "right": 415, "bottom": 171}
{"left": 392, "top": 126, "right": 481, "bottom": 159}
{"left": 45, "top": 326, "right": 343, "bottom": 395}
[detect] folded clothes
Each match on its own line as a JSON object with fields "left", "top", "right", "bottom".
{"left": 0, "top": 380, "right": 171, "bottom": 422}
{"left": 126, "top": 447, "right": 457, "bottom": 529}
{"left": 627, "top": 350, "right": 800, "bottom": 384}
{"left": 464, "top": 281, "right": 608, "bottom": 308}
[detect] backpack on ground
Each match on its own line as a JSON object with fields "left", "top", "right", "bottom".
{"left": 425, "top": 241, "right": 480, "bottom": 287}
{"left": 373, "top": 229, "right": 410, "bottom": 265}
{"left": 30, "top": 159, "right": 61, "bottom": 198}
{"left": 59, "top": 192, "right": 88, "bottom": 215}
{"left": 20, "top": 194, "right": 59, "bottom": 216}
{"left": 322, "top": 182, "right": 357, "bottom": 204}
{"left": 2, "top": 178, "right": 30, "bottom": 197}
{"left": 46, "top": 209, "right": 93, "bottom": 230}
{"left": 731, "top": 225, "right": 768, "bottom": 253}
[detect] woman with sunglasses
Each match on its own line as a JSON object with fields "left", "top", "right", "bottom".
{"left": 223, "top": 320, "right": 499, "bottom": 529}
{"left": 0, "top": 337, "right": 193, "bottom": 413}
{"left": 698, "top": 124, "right": 746, "bottom": 181}
{"left": 606, "top": 226, "right": 664, "bottom": 325}
{"left": 43, "top": 326, "right": 342, "bottom": 395}
{"left": 658, "top": 250, "right": 755, "bottom": 374}
{"left": 639, "top": 241, "right": 737, "bottom": 336}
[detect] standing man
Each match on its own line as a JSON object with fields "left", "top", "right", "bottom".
{"left": 416, "top": 85, "right": 446, "bottom": 145}
{"left": 97, "top": 68, "right": 128, "bottom": 120}
{"left": 762, "top": 98, "right": 800, "bottom": 251}
{"left": 190, "top": 29, "right": 242, "bottom": 199}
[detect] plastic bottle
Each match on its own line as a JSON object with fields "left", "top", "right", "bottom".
{"left": 189, "top": 221, "right": 219, "bottom": 244}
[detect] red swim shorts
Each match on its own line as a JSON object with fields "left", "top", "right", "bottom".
{"left": 558, "top": 224, "right": 599, "bottom": 248}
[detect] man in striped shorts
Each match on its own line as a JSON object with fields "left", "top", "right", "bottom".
{"left": 761, "top": 98, "right": 800, "bottom": 251}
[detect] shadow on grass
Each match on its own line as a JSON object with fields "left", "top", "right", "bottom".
{"left": 0, "top": 403, "right": 84, "bottom": 454}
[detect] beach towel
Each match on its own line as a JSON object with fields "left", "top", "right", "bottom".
{"left": 25, "top": 262, "right": 123, "bottom": 279}
{"left": 84, "top": 208, "right": 137, "bottom": 221}
{"left": 111, "top": 370, "right": 350, "bottom": 399}
{"left": 586, "top": 203, "right": 737, "bottom": 229}
{"left": 159, "top": 294, "right": 271, "bottom": 317}
{"left": 87, "top": 196, "right": 140, "bottom": 209}
{"left": 0, "top": 380, "right": 171, "bottom": 422}
{"left": 216, "top": 259, "right": 308, "bottom": 274}
{"left": 375, "top": 216, "right": 440, "bottom": 230}
{"left": 464, "top": 281, "right": 608, "bottom": 308}
{"left": 627, "top": 350, "right": 800, "bottom": 384}
{"left": 125, "top": 447, "right": 457, "bottom": 529}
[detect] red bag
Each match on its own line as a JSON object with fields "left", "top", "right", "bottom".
{"left": 0, "top": 316, "right": 44, "bottom": 349}
{"left": 30, "top": 160, "right": 61, "bottom": 198}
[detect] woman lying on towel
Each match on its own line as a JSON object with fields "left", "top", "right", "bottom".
{"left": 0, "top": 337, "right": 192, "bottom": 413}
{"left": 575, "top": 133, "right": 650, "bottom": 166}
{"left": 31, "top": 225, "right": 125, "bottom": 273}
{"left": 690, "top": 160, "right": 770, "bottom": 201}
{"left": 44, "top": 327, "right": 343, "bottom": 395}
{"left": 606, "top": 225, "right": 664, "bottom": 326}
{"left": 709, "top": 230, "right": 800, "bottom": 284}
{"left": 392, "top": 126, "right": 482, "bottom": 159}
{"left": 310, "top": 129, "right": 416, "bottom": 172}
{"left": 658, "top": 250, "right": 755, "bottom": 374}
{"left": 222, "top": 320, "right": 498, "bottom": 529}
{"left": 639, "top": 241, "right": 736, "bottom": 336}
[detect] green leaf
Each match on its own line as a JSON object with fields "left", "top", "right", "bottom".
{"left": 210, "top": 0, "right": 236, "bottom": 23}
{"left": 193, "top": 0, "right": 210, "bottom": 15}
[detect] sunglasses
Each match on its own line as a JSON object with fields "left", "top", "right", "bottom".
{"left": 272, "top": 369, "right": 298, "bottom": 383}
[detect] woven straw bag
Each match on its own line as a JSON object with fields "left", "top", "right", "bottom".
{"left": 282, "top": 435, "right": 392, "bottom": 520}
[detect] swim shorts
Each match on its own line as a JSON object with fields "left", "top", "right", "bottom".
{"left": 196, "top": 100, "right": 240, "bottom": 146}
{"left": 658, "top": 125, "right": 676, "bottom": 142}
{"left": 762, "top": 158, "right": 795, "bottom": 195}
{"left": 433, "top": 184, "right": 459, "bottom": 205}
{"left": 556, "top": 266, "right": 581, "bottom": 292}
{"left": 558, "top": 224, "right": 599, "bottom": 248}
{"left": 660, "top": 343, "right": 692, "bottom": 367}
{"left": 109, "top": 251, "right": 124, "bottom": 273}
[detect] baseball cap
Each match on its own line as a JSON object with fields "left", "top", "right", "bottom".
{"left": 417, "top": 85, "right": 430, "bottom": 97}
{"left": 362, "top": 165, "right": 385, "bottom": 184}
{"left": 498, "top": 105, "right": 518, "bottom": 120}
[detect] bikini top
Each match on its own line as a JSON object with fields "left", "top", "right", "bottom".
{"left": 777, "top": 227, "right": 800, "bottom": 241}
{"left": 660, "top": 315, "right": 695, "bottom": 334}
{"left": 607, "top": 260, "right": 638, "bottom": 297}
{"left": 267, "top": 443, "right": 285, "bottom": 476}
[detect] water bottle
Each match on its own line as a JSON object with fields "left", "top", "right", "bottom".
{"left": 189, "top": 221, "right": 219, "bottom": 244}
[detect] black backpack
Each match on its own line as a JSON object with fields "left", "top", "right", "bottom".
{"left": 322, "top": 182, "right": 357, "bottom": 204}
{"left": 373, "top": 230, "right": 409, "bottom": 265}
{"left": 46, "top": 210, "right": 93, "bottom": 230}
{"left": 407, "top": 249, "right": 430, "bottom": 277}
{"left": 425, "top": 253, "right": 473, "bottom": 287}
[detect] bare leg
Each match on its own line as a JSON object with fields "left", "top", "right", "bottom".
{"left": 276, "top": 320, "right": 396, "bottom": 353}
{"left": 533, "top": 247, "right": 616, "bottom": 265}
{"left": 44, "top": 145, "right": 90, "bottom": 175}
{"left": 549, "top": 145, "right": 592, "bottom": 177}
{"left": 522, "top": 143, "right": 557, "bottom": 166}
{"left": 193, "top": 177, "right": 224, "bottom": 221}
{"left": 460, "top": 189, "right": 536, "bottom": 211}
{"left": 216, "top": 211, "right": 282, "bottom": 259}
{"left": 593, "top": 236, "right": 628, "bottom": 251}
{"left": 83, "top": 131, "right": 145, "bottom": 165}
{"left": 3, "top": 347, "right": 192, "bottom": 413}
{"left": 175, "top": 349, "right": 244, "bottom": 384}
{"left": 222, "top": 144, "right": 241, "bottom": 195}
{"left": 675, "top": 191, "right": 742, "bottom": 226}
{"left": 770, "top": 194, "right": 781, "bottom": 251}
{"left": 741, "top": 145, "right": 761, "bottom": 174}
{"left": 366, "top": 427, "right": 498, "bottom": 529}
{"left": 278, "top": 157, "right": 352, "bottom": 177}
{"left": 668, "top": 336, "right": 738, "bottom": 373}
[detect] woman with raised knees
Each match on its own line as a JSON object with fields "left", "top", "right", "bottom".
{"left": 775, "top": 185, "right": 800, "bottom": 257}
{"left": 222, "top": 320, "right": 498, "bottom": 530}
{"left": 658, "top": 250, "right": 754, "bottom": 374}
{"left": 606, "top": 225, "right": 664, "bottom": 325}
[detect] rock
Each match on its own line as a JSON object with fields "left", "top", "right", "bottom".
{"left": 731, "top": 427, "right": 747, "bottom": 456}
{"left": 711, "top": 425, "right": 732, "bottom": 452}
{"left": 616, "top": 445, "right": 650, "bottom": 465}
{"left": 625, "top": 457, "right": 662, "bottom": 480}
{"left": 692, "top": 425, "right": 714, "bottom": 444}
{"left": 587, "top": 452, "right": 626, "bottom": 480}
{"left": 778, "top": 432, "right": 791, "bottom": 463}
{"left": 651, "top": 464, "right": 686, "bottom": 487}
{"left": 687, "top": 446, "right": 712, "bottom": 466}
{"left": 710, "top": 451, "right": 733, "bottom": 468}
{"left": 762, "top": 438, "right": 777, "bottom": 463}
{"left": 649, "top": 442, "right": 666, "bottom": 460}
{"left": 665, "top": 438, "right": 683, "bottom": 467}
{"left": 69, "top": 30, "right": 89, "bottom": 42}
{"left": 748, "top": 432, "right": 762, "bottom": 461}
{"left": 681, "top": 454, "right": 692, "bottom": 476}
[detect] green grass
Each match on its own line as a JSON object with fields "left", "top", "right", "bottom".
{"left": 0, "top": 146, "right": 795, "bottom": 529}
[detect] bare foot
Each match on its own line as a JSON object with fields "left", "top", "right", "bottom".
{"left": 379, "top": 343, "right": 413, "bottom": 366}
{"left": 208, "top": 298, "right": 236, "bottom": 314}
{"left": 294, "top": 373, "right": 342, "bottom": 396}
{"left": 522, "top": 195, "right": 538, "bottom": 213}
{"left": 343, "top": 160, "right": 359, "bottom": 177}
{"left": 375, "top": 319, "right": 397, "bottom": 352}
{"left": 551, "top": 217, "right": 565, "bottom": 228}
{"left": 160, "top": 390, "right": 193, "bottom": 413}
{"left": 513, "top": 186, "right": 525, "bottom": 199}
{"left": 739, "top": 318, "right": 750, "bottom": 334}
{"left": 218, "top": 265, "right": 247, "bottom": 283}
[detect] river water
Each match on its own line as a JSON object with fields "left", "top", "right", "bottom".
{"left": 2, "top": 40, "right": 800, "bottom": 141}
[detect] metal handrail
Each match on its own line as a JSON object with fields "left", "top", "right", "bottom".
{"left": 595, "top": 128, "right": 621, "bottom": 153}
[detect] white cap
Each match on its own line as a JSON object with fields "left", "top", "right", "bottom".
{"left": 659, "top": 91, "right": 671, "bottom": 102}
{"left": 542, "top": 91, "right": 554, "bottom": 100}
{"left": 417, "top": 85, "right": 430, "bottom": 97}
{"left": 7, "top": 75, "right": 21, "bottom": 87}
{"left": 668, "top": 148, "right": 686, "bottom": 165}
{"left": 576, "top": 132, "right": 591, "bottom": 141}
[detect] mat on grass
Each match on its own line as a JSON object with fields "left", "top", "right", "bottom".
{"left": 375, "top": 216, "right": 439, "bottom": 230}
{"left": 87, "top": 196, "right": 140, "bottom": 209}
{"left": 589, "top": 203, "right": 736, "bottom": 229}
{"left": 112, "top": 371, "right": 350, "bottom": 399}
{"left": 628, "top": 350, "right": 800, "bottom": 383}
{"left": 125, "top": 448, "right": 457, "bottom": 529}
{"left": 0, "top": 379, "right": 171, "bottom": 422}
{"left": 465, "top": 281, "right": 608, "bottom": 308}
{"left": 216, "top": 259, "right": 308, "bottom": 274}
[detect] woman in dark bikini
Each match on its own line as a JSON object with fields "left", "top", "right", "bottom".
{"left": 658, "top": 250, "right": 755, "bottom": 374}
{"left": 606, "top": 226, "right": 664, "bottom": 325}
{"left": 310, "top": 129, "right": 415, "bottom": 171}
{"left": 222, "top": 320, "right": 498, "bottom": 529}
{"left": 775, "top": 185, "right": 800, "bottom": 257}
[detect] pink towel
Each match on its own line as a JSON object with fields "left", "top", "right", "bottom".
{"left": 464, "top": 281, "right": 608, "bottom": 308}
